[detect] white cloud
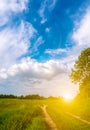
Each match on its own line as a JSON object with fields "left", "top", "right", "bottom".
{"left": 0, "top": 58, "right": 67, "bottom": 80}
{"left": 45, "top": 27, "right": 50, "bottom": 32}
{"left": 45, "top": 48, "right": 68, "bottom": 55}
{"left": 0, "top": 71, "right": 78, "bottom": 97}
{"left": 0, "top": 21, "right": 36, "bottom": 68}
{"left": 30, "top": 36, "right": 44, "bottom": 54}
{"left": 63, "top": 6, "right": 90, "bottom": 70}
{"left": 0, "top": 0, "right": 28, "bottom": 26}
{"left": 0, "top": 0, "right": 28, "bottom": 13}
{"left": 0, "top": 57, "right": 78, "bottom": 96}
{"left": 0, "top": 0, "right": 39, "bottom": 69}
{"left": 38, "top": 0, "right": 57, "bottom": 24}
{"left": 72, "top": 7, "right": 90, "bottom": 48}
{"left": 37, "top": 74, "right": 78, "bottom": 97}
{"left": 48, "top": 0, "right": 57, "bottom": 10}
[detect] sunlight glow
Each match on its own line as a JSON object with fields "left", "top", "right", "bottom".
{"left": 63, "top": 93, "right": 74, "bottom": 100}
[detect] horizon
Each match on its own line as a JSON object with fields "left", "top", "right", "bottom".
{"left": 0, "top": 0, "right": 90, "bottom": 97}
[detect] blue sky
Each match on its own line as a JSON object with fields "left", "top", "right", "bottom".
{"left": 0, "top": 0, "right": 90, "bottom": 97}
{"left": 23, "top": 0, "right": 87, "bottom": 60}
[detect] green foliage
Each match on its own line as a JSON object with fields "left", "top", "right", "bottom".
{"left": 70, "top": 48, "right": 90, "bottom": 97}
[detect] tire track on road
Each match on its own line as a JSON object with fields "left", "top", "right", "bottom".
{"left": 66, "top": 112, "right": 90, "bottom": 125}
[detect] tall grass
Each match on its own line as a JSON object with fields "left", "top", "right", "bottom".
{"left": 0, "top": 99, "right": 48, "bottom": 130}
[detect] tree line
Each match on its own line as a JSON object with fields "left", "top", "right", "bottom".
{"left": 0, "top": 94, "right": 45, "bottom": 99}
{"left": 0, "top": 94, "right": 61, "bottom": 100}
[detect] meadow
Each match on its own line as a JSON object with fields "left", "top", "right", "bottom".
{"left": 0, "top": 99, "right": 49, "bottom": 130}
{"left": 0, "top": 98, "right": 90, "bottom": 130}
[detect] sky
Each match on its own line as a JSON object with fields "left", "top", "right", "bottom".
{"left": 0, "top": 0, "right": 90, "bottom": 97}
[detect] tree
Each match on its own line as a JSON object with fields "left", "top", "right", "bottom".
{"left": 70, "top": 48, "right": 90, "bottom": 97}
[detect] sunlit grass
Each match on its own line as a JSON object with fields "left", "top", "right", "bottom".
{"left": 46, "top": 99, "right": 90, "bottom": 130}
{"left": 0, "top": 98, "right": 90, "bottom": 130}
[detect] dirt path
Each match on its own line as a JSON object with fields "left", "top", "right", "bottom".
{"left": 66, "top": 112, "right": 90, "bottom": 125}
{"left": 41, "top": 105, "right": 58, "bottom": 130}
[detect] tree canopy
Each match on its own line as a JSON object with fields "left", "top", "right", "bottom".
{"left": 70, "top": 48, "right": 90, "bottom": 97}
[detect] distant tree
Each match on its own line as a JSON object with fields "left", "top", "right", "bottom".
{"left": 19, "top": 95, "right": 24, "bottom": 99}
{"left": 0, "top": 94, "right": 17, "bottom": 98}
{"left": 24, "top": 94, "right": 45, "bottom": 100}
{"left": 48, "top": 96, "right": 58, "bottom": 100}
{"left": 70, "top": 48, "right": 90, "bottom": 97}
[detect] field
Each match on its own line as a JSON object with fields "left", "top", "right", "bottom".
{"left": 0, "top": 98, "right": 90, "bottom": 130}
{"left": 0, "top": 99, "right": 49, "bottom": 130}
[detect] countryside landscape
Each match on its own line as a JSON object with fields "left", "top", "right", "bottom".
{"left": 0, "top": 0, "right": 90, "bottom": 130}
{"left": 0, "top": 48, "right": 90, "bottom": 130}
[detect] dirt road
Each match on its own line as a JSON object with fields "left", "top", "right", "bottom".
{"left": 41, "top": 105, "right": 58, "bottom": 130}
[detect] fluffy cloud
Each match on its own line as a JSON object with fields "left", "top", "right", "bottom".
{"left": 0, "top": 71, "right": 78, "bottom": 96}
{"left": 0, "top": 58, "right": 67, "bottom": 80}
{"left": 0, "top": 21, "right": 36, "bottom": 68}
{"left": 63, "top": 6, "right": 90, "bottom": 67}
{"left": 72, "top": 7, "right": 90, "bottom": 48}
{"left": 0, "top": 0, "right": 28, "bottom": 26}
{"left": 0, "top": 0, "right": 28, "bottom": 12}
{"left": 0, "top": 57, "right": 77, "bottom": 96}
{"left": 37, "top": 74, "right": 78, "bottom": 97}
{"left": 0, "top": 0, "right": 38, "bottom": 68}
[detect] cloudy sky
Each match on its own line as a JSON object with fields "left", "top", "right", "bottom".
{"left": 0, "top": 0, "right": 90, "bottom": 97}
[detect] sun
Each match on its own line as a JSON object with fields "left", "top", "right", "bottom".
{"left": 63, "top": 93, "right": 74, "bottom": 100}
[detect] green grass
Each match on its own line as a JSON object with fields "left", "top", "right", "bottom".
{"left": 0, "top": 98, "right": 90, "bottom": 130}
{"left": 0, "top": 99, "right": 48, "bottom": 130}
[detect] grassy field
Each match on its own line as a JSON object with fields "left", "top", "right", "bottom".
{"left": 0, "top": 99, "right": 49, "bottom": 130}
{"left": 0, "top": 98, "right": 90, "bottom": 130}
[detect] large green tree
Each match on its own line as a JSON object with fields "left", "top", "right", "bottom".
{"left": 70, "top": 48, "right": 90, "bottom": 97}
